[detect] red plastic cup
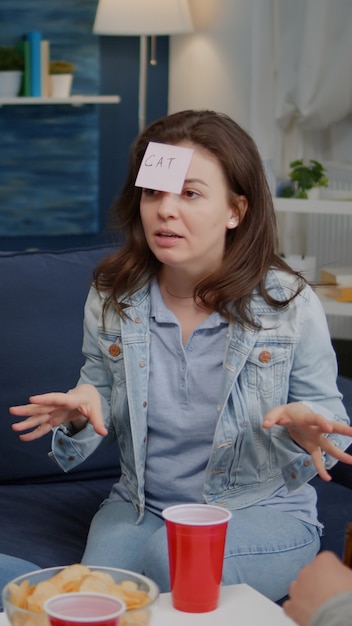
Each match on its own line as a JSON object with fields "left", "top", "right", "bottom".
{"left": 162, "top": 504, "right": 232, "bottom": 613}
{"left": 44, "top": 593, "right": 126, "bottom": 626}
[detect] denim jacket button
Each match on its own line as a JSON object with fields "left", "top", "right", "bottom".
{"left": 109, "top": 344, "right": 120, "bottom": 356}
{"left": 303, "top": 459, "right": 311, "bottom": 467}
{"left": 290, "top": 471, "right": 297, "bottom": 479}
{"left": 259, "top": 350, "right": 271, "bottom": 363}
{"left": 135, "top": 317, "right": 142, "bottom": 324}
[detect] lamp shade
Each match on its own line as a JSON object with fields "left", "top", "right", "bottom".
{"left": 93, "top": 0, "right": 193, "bottom": 36}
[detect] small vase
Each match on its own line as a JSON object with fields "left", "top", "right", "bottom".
{"left": 284, "top": 255, "right": 317, "bottom": 283}
{"left": 306, "top": 187, "right": 320, "bottom": 200}
{"left": 49, "top": 73, "right": 73, "bottom": 98}
{"left": 0, "top": 71, "right": 23, "bottom": 97}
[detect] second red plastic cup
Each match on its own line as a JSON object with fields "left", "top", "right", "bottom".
{"left": 44, "top": 592, "right": 126, "bottom": 626}
{"left": 162, "top": 503, "right": 232, "bottom": 613}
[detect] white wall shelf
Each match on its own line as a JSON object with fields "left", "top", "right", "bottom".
{"left": 315, "top": 288, "right": 352, "bottom": 317}
{"left": 274, "top": 198, "right": 352, "bottom": 319}
{"left": 0, "top": 95, "right": 121, "bottom": 107}
{"left": 274, "top": 197, "right": 352, "bottom": 216}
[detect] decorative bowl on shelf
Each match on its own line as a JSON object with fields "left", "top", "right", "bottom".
{"left": 2, "top": 565, "right": 159, "bottom": 626}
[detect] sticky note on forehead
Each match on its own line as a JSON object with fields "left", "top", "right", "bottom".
{"left": 135, "top": 142, "right": 194, "bottom": 194}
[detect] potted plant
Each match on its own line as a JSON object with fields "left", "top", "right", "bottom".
{"left": 49, "top": 60, "right": 75, "bottom": 97}
{"left": 0, "top": 46, "right": 24, "bottom": 97}
{"left": 281, "top": 159, "right": 329, "bottom": 199}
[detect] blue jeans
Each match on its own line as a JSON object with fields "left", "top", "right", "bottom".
{"left": 81, "top": 500, "right": 320, "bottom": 602}
{"left": 0, "top": 555, "right": 39, "bottom": 610}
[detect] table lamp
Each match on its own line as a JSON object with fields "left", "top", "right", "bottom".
{"left": 93, "top": 0, "right": 193, "bottom": 132}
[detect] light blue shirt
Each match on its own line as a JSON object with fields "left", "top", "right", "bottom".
{"left": 110, "top": 280, "right": 321, "bottom": 528}
{"left": 109, "top": 279, "right": 228, "bottom": 509}
{"left": 144, "top": 279, "right": 228, "bottom": 512}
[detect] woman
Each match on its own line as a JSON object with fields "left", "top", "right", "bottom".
{"left": 11, "top": 110, "right": 352, "bottom": 601}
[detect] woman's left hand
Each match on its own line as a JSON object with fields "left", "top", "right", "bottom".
{"left": 263, "top": 402, "right": 352, "bottom": 481}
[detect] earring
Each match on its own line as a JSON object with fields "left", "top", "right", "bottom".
{"left": 228, "top": 218, "right": 238, "bottom": 228}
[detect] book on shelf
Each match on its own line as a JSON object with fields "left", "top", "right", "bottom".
{"left": 324, "top": 285, "right": 352, "bottom": 303}
{"left": 15, "top": 32, "right": 52, "bottom": 98}
{"left": 15, "top": 39, "right": 30, "bottom": 97}
{"left": 41, "top": 40, "right": 50, "bottom": 97}
{"left": 22, "top": 39, "right": 31, "bottom": 97}
{"left": 27, "top": 31, "right": 42, "bottom": 96}
{"left": 320, "top": 266, "right": 352, "bottom": 287}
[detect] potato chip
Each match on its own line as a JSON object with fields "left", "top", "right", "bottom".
{"left": 120, "top": 581, "right": 139, "bottom": 592}
{"left": 52, "top": 564, "right": 91, "bottom": 592}
{"left": 121, "top": 609, "right": 150, "bottom": 626}
{"left": 114, "top": 582, "right": 149, "bottom": 609}
{"left": 6, "top": 564, "right": 152, "bottom": 626}
{"left": 26, "top": 580, "right": 59, "bottom": 612}
{"left": 7, "top": 580, "right": 30, "bottom": 610}
{"left": 78, "top": 574, "right": 113, "bottom": 594}
{"left": 11, "top": 612, "right": 45, "bottom": 626}
{"left": 88, "top": 570, "right": 116, "bottom": 586}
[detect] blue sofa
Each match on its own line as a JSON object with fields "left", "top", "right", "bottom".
{"left": 0, "top": 245, "right": 351, "bottom": 584}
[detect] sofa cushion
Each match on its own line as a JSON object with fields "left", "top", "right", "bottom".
{"left": 311, "top": 475, "right": 352, "bottom": 558}
{"left": 0, "top": 245, "right": 119, "bottom": 484}
{"left": 0, "top": 477, "right": 117, "bottom": 568}
{"left": 329, "top": 376, "right": 352, "bottom": 489}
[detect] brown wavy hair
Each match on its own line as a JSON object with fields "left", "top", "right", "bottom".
{"left": 94, "top": 109, "right": 304, "bottom": 327}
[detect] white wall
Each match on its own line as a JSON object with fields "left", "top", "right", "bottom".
{"left": 168, "top": 0, "right": 254, "bottom": 131}
{"left": 168, "top": 0, "right": 278, "bottom": 164}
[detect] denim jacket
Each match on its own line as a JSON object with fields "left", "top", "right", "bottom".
{"left": 51, "top": 269, "right": 351, "bottom": 521}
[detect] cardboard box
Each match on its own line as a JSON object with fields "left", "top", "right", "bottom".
{"left": 320, "top": 266, "right": 352, "bottom": 286}
{"left": 325, "top": 285, "right": 352, "bottom": 302}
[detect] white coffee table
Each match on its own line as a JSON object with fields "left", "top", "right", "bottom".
{"left": 149, "top": 584, "right": 295, "bottom": 625}
{"left": 0, "top": 584, "right": 295, "bottom": 626}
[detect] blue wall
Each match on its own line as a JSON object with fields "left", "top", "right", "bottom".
{"left": 0, "top": 2, "right": 169, "bottom": 250}
{"left": 98, "top": 35, "right": 169, "bottom": 242}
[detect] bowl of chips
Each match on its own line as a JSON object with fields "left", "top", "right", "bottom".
{"left": 2, "top": 564, "right": 159, "bottom": 626}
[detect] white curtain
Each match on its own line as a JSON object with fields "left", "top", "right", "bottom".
{"left": 274, "top": 0, "right": 352, "bottom": 170}
{"left": 268, "top": 0, "right": 352, "bottom": 344}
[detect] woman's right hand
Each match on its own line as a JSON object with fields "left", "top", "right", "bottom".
{"left": 9, "top": 384, "right": 108, "bottom": 441}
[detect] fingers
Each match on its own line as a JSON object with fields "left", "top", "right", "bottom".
{"left": 10, "top": 387, "right": 108, "bottom": 439}
{"left": 11, "top": 402, "right": 70, "bottom": 433}
{"left": 88, "top": 418, "right": 108, "bottom": 437}
{"left": 319, "top": 438, "right": 352, "bottom": 466}
{"left": 10, "top": 403, "right": 55, "bottom": 418}
{"left": 310, "top": 448, "right": 332, "bottom": 482}
{"left": 10, "top": 395, "right": 76, "bottom": 438}
{"left": 262, "top": 402, "right": 352, "bottom": 479}
{"left": 9, "top": 394, "right": 71, "bottom": 421}
{"left": 262, "top": 405, "right": 287, "bottom": 428}
{"left": 264, "top": 409, "right": 333, "bottom": 432}
{"left": 30, "top": 392, "right": 73, "bottom": 405}
{"left": 263, "top": 405, "right": 351, "bottom": 441}
{"left": 329, "top": 421, "right": 352, "bottom": 436}
{"left": 18, "top": 422, "right": 53, "bottom": 442}
{"left": 11, "top": 413, "right": 53, "bottom": 432}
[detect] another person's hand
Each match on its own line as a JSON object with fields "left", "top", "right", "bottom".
{"left": 283, "top": 551, "right": 352, "bottom": 626}
{"left": 263, "top": 402, "right": 352, "bottom": 480}
{"left": 10, "top": 384, "right": 107, "bottom": 440}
